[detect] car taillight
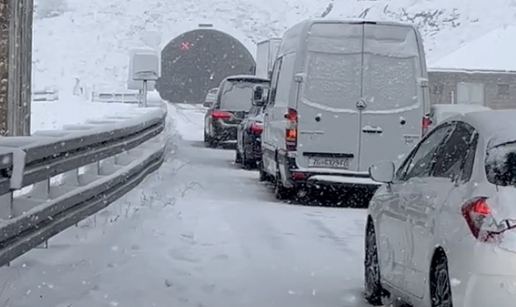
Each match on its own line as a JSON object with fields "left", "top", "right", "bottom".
{"left": 285, "top": 108, "right": 297, "bottom": 151}
{"left": 461, "top": 197, "right": 516, "bottom": 243}
{"left": 422, "top": 116, "right": 431, "bottom": 136}
{"left": 250, "top": 124, "right": 263, "bottom": 133}
{"left": 211, "top": 111, "right": 231, "bottom": 118}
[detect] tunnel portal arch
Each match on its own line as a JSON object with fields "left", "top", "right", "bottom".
{"left": 156, "top": 29, "right": 256, "bottom": 103}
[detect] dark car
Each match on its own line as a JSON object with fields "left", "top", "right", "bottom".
{"left": 204, "top": 75, "right": 269, "bottom": 148}
{"left": 235, "top": 101, "right": 267, "bottom": 169}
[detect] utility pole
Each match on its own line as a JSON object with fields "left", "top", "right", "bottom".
{"left": 0, "top": 0, "right": 34, "bottom": 136}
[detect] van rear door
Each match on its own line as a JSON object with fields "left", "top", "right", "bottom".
{"left": 296, "top": 23, "right": 363, "bottom": 171}
{"left": 359, "top": 23, "right": 424, "bottom": 171}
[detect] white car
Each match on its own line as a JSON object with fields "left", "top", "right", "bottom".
{"left": 365, "top": 109, "right": 516, "bottom": 307}
{"left": 430, "top": 104, "right": 491, "bottom": 128}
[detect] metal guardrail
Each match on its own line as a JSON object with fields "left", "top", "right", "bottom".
{"left": 0, "top": 103, "right": 168, "bottom": 266}
{"left": 91, "top": 91, "right": 140, "bottom": 104}
{"left": 32, "top": 88, "right": 59, "bottom": 102}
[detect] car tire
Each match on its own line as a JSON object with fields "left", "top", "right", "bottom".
{"left": 364, "top": 222, "right": 385, "bottom": 306}
{"left": 242, "top": 151, "right": 254, "bottom": 170}
{"left": 235, "top": 149, "right": 242, "bottom": 164}
{"left": 430, "top": 252, "right": 453, "bottom": 307}
{"left": 274, "top": 165, "right": 291, "bottom": 200}
{"left": 208, "top": 137, "right": 218, "bottom": 148}
{"left": 204, "top": 130, "right": 210, "bottom": 143}
{"left": 258, "top": 161, "right": 267, "bottom": 182}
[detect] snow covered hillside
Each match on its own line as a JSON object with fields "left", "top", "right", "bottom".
{"left": 32, "top": 0, "right": 516, "bottom": 92}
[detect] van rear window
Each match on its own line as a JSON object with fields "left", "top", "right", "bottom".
{"left": 303, "top": 23, "right": 421, "bottom": 111}
{"left": 304, "top": 52, "right": 362, "bottom": 110}
{"left": 362, "top": 24, "right": 420, "bottom": 111}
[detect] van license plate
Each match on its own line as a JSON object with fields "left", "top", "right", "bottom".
{"left": 308, "top": 157, "right": 350, "bottom": 169}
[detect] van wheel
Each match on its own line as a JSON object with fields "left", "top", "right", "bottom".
{"left": 274, "top": 167, "right": 291, "bottom": 200}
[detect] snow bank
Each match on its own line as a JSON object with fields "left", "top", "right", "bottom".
{"left": 31, "top": 97, "right": 136, "bottom": 132}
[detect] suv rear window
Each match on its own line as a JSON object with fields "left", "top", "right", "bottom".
{"left": 486, "top": 142, "right": 516, "bottom": 186}
{"left": 220, "top": 80, "right": 268, "bottom": 110}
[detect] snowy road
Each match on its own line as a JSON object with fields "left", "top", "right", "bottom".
{"left": 0, "top": 103, "right": 371, "bottom": 307}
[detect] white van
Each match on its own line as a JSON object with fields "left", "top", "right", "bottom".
{"left": 256, "top": 19, "right": 430, "bottom": 200}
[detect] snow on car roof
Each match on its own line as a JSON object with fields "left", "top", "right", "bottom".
{"left": 458, "top": 110, "right": 516, "bottom": 145}
{"left": 432, "top": 104, "right": 491, "bottom": 112}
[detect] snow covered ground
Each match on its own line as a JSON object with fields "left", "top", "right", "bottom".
{"left": 31, "top": 97, "right": 136, "bottom": 132}
{"left": 0, "top": 103, "right": 373, "bottom": 307}
{"left": 30, "top": 91, "right": 165, "bottom": 132}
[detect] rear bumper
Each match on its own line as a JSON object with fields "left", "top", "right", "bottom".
{"left": 276, "top": 151, "right": 381, "bottom": 189}
{"left": 212, "top": 121, "right": 238, "bottom": 141}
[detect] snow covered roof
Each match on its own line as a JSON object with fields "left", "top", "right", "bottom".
{"left": 429, "top": 25, "right": 516, "bottom": 72}
{"left": 457, "top": 110, "right": 516, "bottom": 142}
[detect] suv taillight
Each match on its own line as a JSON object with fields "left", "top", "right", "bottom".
{"left": 212, "top": 111, "right": 231, "bottom": 119}
{"left": 285, "top": 108, "right": 297, "bottom": 151}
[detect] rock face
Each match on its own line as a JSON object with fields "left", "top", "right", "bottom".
{"left": 157, "top": 29, "right": 255, "bottom": 104}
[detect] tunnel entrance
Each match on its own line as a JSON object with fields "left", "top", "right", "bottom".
{"left": 157, "top": 29, "right": 256, "bottom": 104}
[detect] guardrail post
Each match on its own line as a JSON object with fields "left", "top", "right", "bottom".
{"left": 79, "top": 162, "right": 100, "bottom": 186}
{"left": 30, "top": 179, "right": 50, "bottom": 249}
{"left": 0, "top": 192, "right": 13, "bottom": 220}
{"left": 31, "top": 178, "right": 50, "bottom": 199}
{"left": 61, "top": 169, "right": 79, "bottom": 187}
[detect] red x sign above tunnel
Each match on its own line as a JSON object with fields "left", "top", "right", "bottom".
{"left": 180, "top": 42, "right": 190, "bottom": 50}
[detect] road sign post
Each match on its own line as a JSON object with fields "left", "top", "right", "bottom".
{"left": 131, "top": 52, "right": 160, "bottom": 107}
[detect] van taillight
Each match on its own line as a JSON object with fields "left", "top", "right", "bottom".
{"left": 422, "top": 116, "right": 431, "bottom": 136}
{"left": 285, "top": 108, "right": 297, "bottom": 151}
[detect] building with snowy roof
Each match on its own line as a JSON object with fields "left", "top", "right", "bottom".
{"left": 427, "top": 25, "right": 516, "bottom": 109}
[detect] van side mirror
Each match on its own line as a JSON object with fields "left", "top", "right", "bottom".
{"left": 369, "top": 161, "right": 395, "bottom": 183}
{"left": 253, "top": 85, "right": 266, "bottom": 107}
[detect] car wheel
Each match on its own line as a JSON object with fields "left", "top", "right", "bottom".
{"left": 235, "top": 148, "right": 242, "bottom": 164}
{"left": 430, "top": 253, "right": 453, "bottom": 307}
{"left": 204, "top": 130, "right": 210, "bottom": 143}
{"left": 242, "top": 150, "right": 254, "bottom": 170}
{"left": 208, "top": 137, "right": 218, "bottom": 148}
{"left": 364, "top": 222, "right": 385, "bottom": 306}
{"left": 258, "top": 161, "right": 267, "bottom": 182}
{"left": 274, "top": 165, "right": 291, "bottom": 200}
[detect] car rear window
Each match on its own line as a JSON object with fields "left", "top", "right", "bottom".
{"left": 486, "top": 142, "right": 516, "bottom": 186}
{"left": 220, "top": 80, "right": 268, "bottom": 111}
